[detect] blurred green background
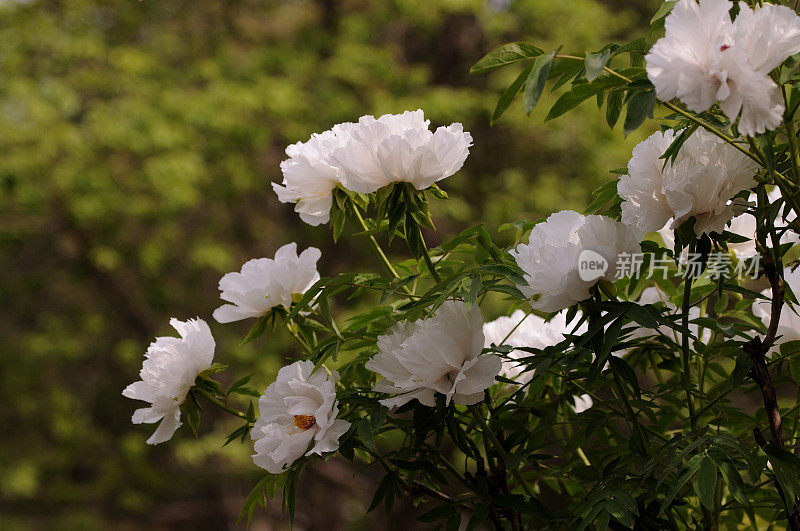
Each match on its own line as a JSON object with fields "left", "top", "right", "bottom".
{"left": 0, "top": 0, "right": 658, "bottom": 528}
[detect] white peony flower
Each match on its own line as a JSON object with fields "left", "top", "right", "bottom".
{"left": 331, "top": 109, "right": 473, "bottom": 194}
{"left": 659, "top": 188, "right": 798, "bottom": 258}
{"left": 483, "top": 309, "right": 587, "bottom": 383}
{"left": 509, "top": 210, "right": 642, "bottom": 312}
{"left": 754, "top": 267, "right": 800, "bottom": 346}
{"left": 619, "top": 129, "right": 757, "bottom": 237}
{"left": 213, "top": 243, "right": 321, "bottom": 323}
{"left": 122, "top": 318, "right": 215, "bottom": 445}
{"left": 251, "top": 360, "right": 350, "bottom": 474}
{"left": 272, "top": 110, "right": 472, "bottom": 223}
{"left": 646, "top": 0, "right": 800, "bottom": 136}
{"left": 572, "top": 394, "right": 593, "bottom": 414}
{"left": 273, "top": 124, "right": 354, "bottom": 226}
{"left": 366, "top": 300, "right": 502, "bottom": 408}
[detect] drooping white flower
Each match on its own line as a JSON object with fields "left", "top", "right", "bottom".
{"left": 331, "top": 109, "right": 473, "bottom": 194}
{"left": 646, "top": 0, "right": 800, "bottom": 136}
{"left": 366, "top": 300, "right": 502, "bottom": 408}
{"left": 251, "top": 360, "right": 350, "bottom": 474}
{"left": 123, "top": 318, "right": 215, "bottom": 445}
{"left": 754, "top": 267, "right": 800, "bottom": 346}
{"left": 213, "top": 243, "right": 321, "bottom": 323}
{"left": 483, "top": 309, "right": 586, "bottom": 383}
{"left": 572, "top": 394, "right": 593, "bottom": 414}
{"left": 509, "top": 210, "right": 642, "bottom": 312}
{"left": 619, "top": 129, "right": 757, "bottom": 237}
{"left": 273, "top": 124, "right": 354, "bottom": 226}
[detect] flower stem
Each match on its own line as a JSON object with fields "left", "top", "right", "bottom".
{"left": 196, "top": 387, "right": 248, "bottom": 420}
{"left": 348, "top": 200, "right": 408, "bottom": 284}
{"left": 680, "top": 249, "right": 698, "bottom": 432}
{"left": 467, "top": 405, "right": 534, "bottom": 497}
{"left": 418, "top": 228, "right": 441, "bottom": 283}
{"left": 611, "top": 370, "right": 648, "bottom": 453}
{"left": 576, "top": 447, "right": 591, "bottom": 467}
{"left": 554, "top": 54, "right": 633, "bottom": 84}
{"left": 783, "top": 85, "right": 800, "bottom": 181}
{"left": 285, "top": 321, "right": 311, "bottom": 353}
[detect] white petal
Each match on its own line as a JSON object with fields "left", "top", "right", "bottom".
{"left": 146, "top": 408, "right": 182, "bottom": 445}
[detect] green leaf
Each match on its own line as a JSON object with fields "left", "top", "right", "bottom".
{"left": 609, "top": 357, "right": 641, "bottom": 399}
{"left": 524, "top": 51, "right": 555, "bottom": 114}
{"left": 660, "top": 454, "right": 704, "bottom": 512}
{"left": 197, "top": 362, "right": 227, "bottom": 378}
{"left": 708, "top": 447, "right": 748, "bottom": 505}
{"left": 226, "top": 373, "right": 253, "bottom": 396}
{"left": 693, "top": 456, "right": 717, "bottom": 510}
{"left": 331, "top": 206, "right": 346, "bottom": 242}
{"left": 357, "top": 417, "right": 374, "bottom": 450}
{"left": 470, "top": 42, "right": 544, "bottom": 74}
{"left": 491, "top": 63, "right": 533, "bottom": 125}
{"left": 418, "top": 504, "right": 458, "bottom": 522}
{"left": 466, "top": 502, "right": 490, "bottom": 531}
{"left": 623, "top": 90, "right": 655, "bottom": 135}
{"left": 763, "top": 443, "right": 800, "bottom": 503}
{"left": 651, "top": 0, "right": 677, "bottom": 25}
{"left": 241, "top": 313, "right": 272, "bottom": 345}
{"left": 781, "top": 52, "right": 800, "bottom": 84}
{"left": 367, "top": 473, "right": 394, "bottom": 512}
{"left": 583, "top": 179, "right": 620, "bottom": 215}
{"left": 546, "top": 77, "right": 622, "bottom": 122}
{"left": 754, "top": 134, "right": 775, "bottom": 176}
{"left": 236, "top": 475, "right": 275, "bottom": 525}
{"left": 585, "top": 51, "right": 610, "bottom": 82}
{"left": 605, "top": 90, "right": 623, "bottom": 129}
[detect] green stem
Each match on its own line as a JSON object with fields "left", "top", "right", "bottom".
{"left": 554, "top": 54, "right": 633, "bottom": 84}
{"left": 695, "top": 386, "right": 734, "bottom": 418}
{"left": 418, "top": 228, "right": 441, "bottom": 282}
{"left": 681, "top": 250, "right": 698, "bottom": 432}
{"left": 784, "top": 102, "right": 800, "bottom": 181}
{"left": 348, "top": 200, "right": 403, "bottom": 281}
{"left": 576, "top": 447, "right": 591, "bottom": 467}
{"left": 348, "top": 200, "right": 415, "bottom": 297}
{"left": 611, "top": 370, "right": 648, "bottom": 453}
{"left": 467, "top": 405, "right": 534, "bottom": 497}
{"left": 285, "top": 321, "right": 311, "bottom": 353}
{"left": 196, "top": 387, "right": 248, "bottom": 420}
{"left": 661, "top": 101, "right": 760, "bottom": 163}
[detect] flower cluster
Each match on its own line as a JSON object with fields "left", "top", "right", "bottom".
{"left": 125, "top": 246, "right": 350, "bottom": 466}
{"left": 647, "top": 0, "right": 800, "bottom": 136}
{"left": 273, "top": 110, "right": 473, "bottom": 225}
{"left": 121, "top": 15, "right": 800, "bottom": 518}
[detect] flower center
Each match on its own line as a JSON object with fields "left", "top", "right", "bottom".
{"left": 293, "top": 414, "right": 316, "bottom": 431}
{"left": 720, "top": 44, "right": 730, "bottom": 52}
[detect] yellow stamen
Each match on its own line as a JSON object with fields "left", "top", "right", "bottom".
{"left": 293, "top": 415, "right": 316, "bottom": 431}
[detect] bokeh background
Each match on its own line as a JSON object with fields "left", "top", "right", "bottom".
{"left": 0, "top": 0, "right": 660, "bottom": 528}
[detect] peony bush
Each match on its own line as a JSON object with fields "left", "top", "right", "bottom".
{"left": 124, "top": 1, "right": 800, "bottom": 528}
